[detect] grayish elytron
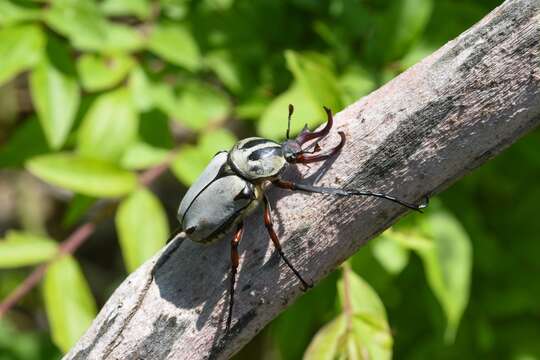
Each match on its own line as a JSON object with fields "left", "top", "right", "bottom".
{"left": 154, "top": 105, "right": 428, "bottom": 332}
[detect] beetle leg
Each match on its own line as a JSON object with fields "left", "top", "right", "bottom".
{"left": 295, "top": 131, "right": 346, "bottom": 164}
{"left": 273, "top": 179, "right": 428, "bottom": 212}
{"left": 263, "top": 195, "right": 313, "bottom": 291}
{"left": 226, "top": 222, "right": 244, "bottom": 332}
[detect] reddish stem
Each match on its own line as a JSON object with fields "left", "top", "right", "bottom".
{"left": 0, "top": 156, "right": 173, "bottom": 319}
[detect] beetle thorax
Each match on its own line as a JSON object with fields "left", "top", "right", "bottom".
{"left": 228, "top": 137, "right": 287, "bottom": 181}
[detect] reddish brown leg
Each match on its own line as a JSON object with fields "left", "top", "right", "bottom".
{"left": 294, "top": 131, "right": 346, "bottom": 164}
{"left": 263, "top": 195, "right": 312, "bottom": 291}
{"left": 226, "top": 222, "right": 244, "bottom": 332}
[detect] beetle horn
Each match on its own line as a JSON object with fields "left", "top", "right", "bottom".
{"left": 296, "top": 106, "right": 334, "bottom": 146}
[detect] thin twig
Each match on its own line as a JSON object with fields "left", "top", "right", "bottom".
{"left": 0, "top": 155, "right": 174, "bottom": 319}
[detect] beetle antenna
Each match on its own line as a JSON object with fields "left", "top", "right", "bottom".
{"left": 286, "top": 104, "right": 294, "bottom": 139}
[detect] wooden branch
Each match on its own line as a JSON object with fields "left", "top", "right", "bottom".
{"left": 65, "top": 1, "right": 540, "bottom": 359}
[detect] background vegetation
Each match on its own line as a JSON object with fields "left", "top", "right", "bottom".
{"left": 1, "top": 0, "right": 538, "bottom": 359}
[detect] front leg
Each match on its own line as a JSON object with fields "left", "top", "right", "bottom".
{"left": 273, "top": 179, "right": 427, "bottom": 212}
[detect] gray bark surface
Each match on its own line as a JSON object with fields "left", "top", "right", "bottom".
{"left": 65, "top": 0, "right": 540, "bottom": 358}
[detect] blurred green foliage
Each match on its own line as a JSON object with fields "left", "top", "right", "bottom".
{"left": 1, "top": 0, "right": 537, "bottom": 359}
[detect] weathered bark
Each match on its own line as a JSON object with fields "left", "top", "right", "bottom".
{"left": 65, "top": 0, "right": 540, "bottom": 359}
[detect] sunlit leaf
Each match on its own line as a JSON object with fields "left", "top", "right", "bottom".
{"left": 77, "top": 88, "right": 138, "bottom": 162}
{"left": 30, "top": 38, "right": 80, "bottom": 149}
{"left": 147, "top": 22, "right": 201, "bottom": 71}
{"left": 337, "top": 269, "right": 393, "bottom": 360}
{"left": 129, "top": 66, "right": 154, "bottom": 112}
{"left": 115, "top": 188, "right": 169, "bottom": 272}
{"left": 388, "top": 0, "right": 434, "bottom": 61}
{"left": 0, "top": 231, "right": 58, "bottom": 268}
{"left": 366, "top": 0, "right": 433, "bottom": 63}
{"left": 420, "top": 207, "right": 472, "bottom": 342}
{"left": 26, "top": 153, "right": 137, "bottom": 197}
{"left": 258, "top": 82, "right": 322, "bottom": 140}
{"left": 205, "top": 50, "right": 242, "bottom": 93}
{"left": 77, "top": 53, "right": 134, "bottom": 92}
{"left": 372, "top": 232, "right": 410, "bottom": 275}
{"left": 100, "top": 0, "right": 151, "bottom": 19}
{"left": 339, "top": 66, "right": 376, "bottom": 105}
{"left": 305, "top": 270, "right": 392, "bottom": 360}
{"left": 400, "top": 41, "right": 437, "bottom": 70}
{"left": 285, "top": 50, "right": 343, "bottom": 111}
{"left": 42, "top": 255, "right": 97, "bottom": 352}
{"left": 0, "top": 0, "right": 41, "bottom": 26}
{"left": 45, "top": 0, "right": 143, "bottom": 52}
{"left": 171, "top": 129, "right": 236, "bottom": 185}
{"left": 156, "top": 82, "right": 230, "bottom": 130}
{"left": 44, "top": 0, "right": 108, "bottom": 51}
{"left": 303, "top": 314, "right": 347, "bottom": 360}
{"left": 0, "top": 24, "right": 44, "bottom": 86}
{"left": 121, "top": 142, "right": 169, "bottom": 170}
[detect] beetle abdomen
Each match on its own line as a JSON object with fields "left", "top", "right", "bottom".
{"left": 181, "top": 175, "right": 259, "bottom": 243}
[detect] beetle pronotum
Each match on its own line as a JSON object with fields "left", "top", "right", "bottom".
{"left": 153, "top": 105, "right": 427, "bottom": 332}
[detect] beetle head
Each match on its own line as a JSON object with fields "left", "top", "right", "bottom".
{"left": 281, "top": 139, "right": 303, "bottom": 163}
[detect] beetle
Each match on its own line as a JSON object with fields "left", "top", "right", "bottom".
{"left": 154, "top": 105, "right": 427, "bottom": 332}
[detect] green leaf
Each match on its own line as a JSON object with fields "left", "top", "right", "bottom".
{"left": 0, "top": 117, "right": 49, "bottom": 168}
{"left": 115, "top": 188, "right": 169, "bottom": 272}
{"left": 258, "top": 82, "right": 322, "bottom": 140}
{"left": 42, "top": 255, "right": 97, "bottom": 352}
{"left": 285, "top": 50, "right": 343, "bottom": 111}
{"left": 44, "top": 0, "right": 108, "bottom": 51}
{"left": 129, "top": 66, "right": 154, "bottom": 112}
{"left": 303, "top": 314, "right": 347, "bottom": 360}
{"left": 77, "top": 53, "right": 134, "bottom": 92}
{"left": 44, "top": 0, "right": 144, "bottom": 52}
{"left": 26, "top": 153, "right": 137, "bottom": 197}
{"left": 366, "top": 0, "right": 434, "bottom": 63}
{"left": 391, "top": 203, "right": 472, "bottom": 342}
{"left": 0, "top": 0, "right": 41, "bottom": 26}
{"left": 0, "top": 24, "right": 44, "bottom": 86}
{"left": 400, "top": 41, "right": 437, "bottom": 69}
{"left": 120, "top": 142, "right": 169, "bottom": 170}
{"left": 100, "top": 0, "right": 151, "bottom": 19}
{"left": 0, "top": 231, "right": 58, "bottom": 268}
{"left": 305, "top": 271, "right": 392, "bottom": 360}
{"left": 388, "top": 0, "right": 433, "bottom": 61}
{"left": 420, "top": 207, "right": 472, "bottom": 342}
{"left": 205, "top": 50, "right": 242, "bottom": 93}
{"left": 77, "top": 88, "right": 139, "bottom": 162}
{"left": 337, "top": 270, "right": 393, "bottom": 360}
{"left": 156, "top": 82, "right": 230, "bottom": 130}
{"left": 62, "top": 194, "right": 96, "bottom": 227}
{"left": 171, "top": 129, "right": 236, "bottom": 185}
{"left": 372, "top": 232, "right": 410, "bottom": 275}
{"left": 339, "top": 66, "right": 376, "bottom": 105}
{"left": 30, "top": 41, "right": 80, "bottom": 149}
{"left": 147, "top": 23, "right": 201, "bottom": 71}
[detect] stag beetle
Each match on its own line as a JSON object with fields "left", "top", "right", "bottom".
{"left": 154, "top": 105, "right": 427, "bottom": 331}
